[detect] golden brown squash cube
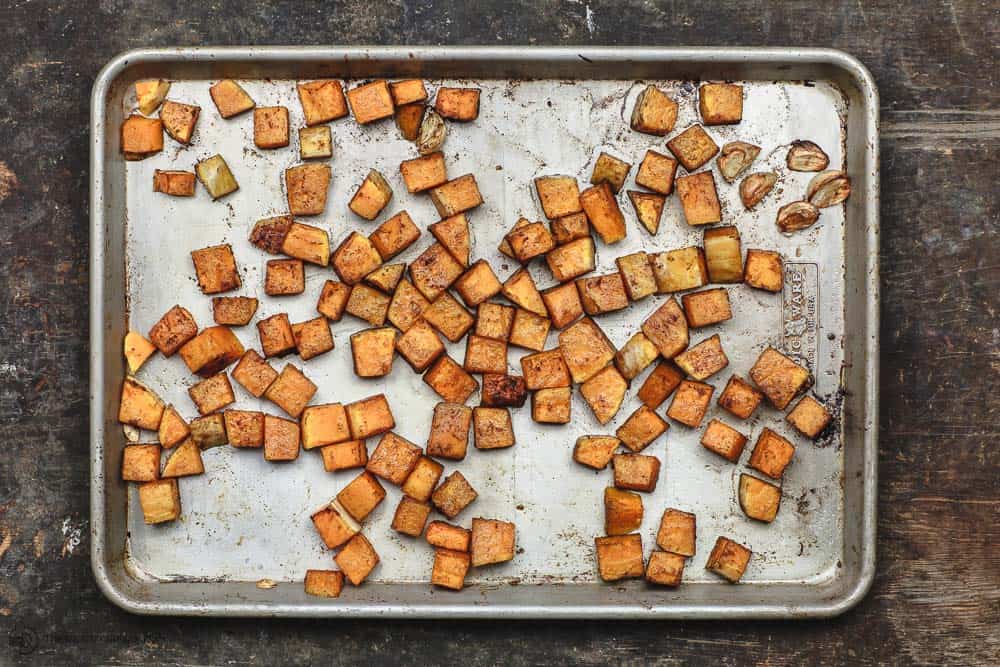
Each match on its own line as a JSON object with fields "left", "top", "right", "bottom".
{"left": 429, "top": 213, "right": 470, "bottom": 267}
{"left": 700, "top": 418, "right": 748, "bottom": 462}
{"left": 123, "top": 331, "right": 156, "bottom": 374}
{"left": 534, "top": 175, "right": 582, "bottom": 220}
{"left": 614, "top": 332, "right": 659, "bottom": 381}
{"left": 635, "top": 150, "right": 679, "bottom": 195}
{"left": 389, "top": 79, "right": 428, "bottom": 105}
{"left": 559, "top": 317, "right": 616, "bottom": 384}
{"left": 282, "top": 221, "right": 331, "bottom": 266}
{"left": 476, "top": 302, "right": 514, "bottom": 341}
{"left": 498, "top": 218, "right": 529, "bottom": 263}
{"left": 122, "top": 444, "right": 160, "bottom": 482}
{"left": 188, "top": 372, "right": 235, "bottom": 415}
{"left": 333, "top": 232, "right": 383, "bottom": 285}
{"left": 427, "top": 402, "right": 472, "bottom": 461}
{"left": 706, "top": 536, "right": 751, "bottom": 583}
{"left": 264, "top": 363, "right": 317, "bottom": 419}
{"left": 432, "top": 548, "right": 471, "bottom": 590}
{"left": 322, "top": 440, "right": 368, "bottom": 473}
{"left": 189, "top": 414, "right": 227, "bottom": 449}
{"left": 480, "top": 374, "right": 527, "bottom": 408}
{"left": 349, "top": 169, "right": 393, "bottom": 220}
{"left": 699, "top": 83, "right": 743, "bottom": 125}
{"left": 435, "top": 87, "right": 480, "bottom": 121}
{"left": 387, "top": 279, "right": 430, "bottom": 332}
{"left": 580, "top": 365, "right": 628, "bottom": 425}
{"left": 507, "top": 222, "right": 556, "bottom": 263}
{"left": 454, "top": 260, "right": 502, "bottom": 307}
{"left": 350, "top": 327, "right": 396, "bottom": 378}
{"left": 590, "top": 152, "right": 631, "bottom": 193}
{"left": 531, "top": 387, "right": 572, "bottom": 424}
{"left": 650, "top": 247, "right": 709, "bottom": 294}
{"left": 121, "top": 114, "right": 162, "bottom": 160}
{"left": 224, "top": 410, "right": 264, "bottom": 448}
{"left": 508, "top": 309, "right": 550, "bottom": 351}
{"left": 641, "top": 297, "right": 689, "bottom": 359}
{"left": 265, "top": 259, "right": 305, "bottom": 296}
{"left": 616, "top": 405, "right": 669, "bottom": 452}
{"left": 520, "top": 349, "right": 571, "bottom": 390}
{"left": 615, "top": 252, "right": 656, "bottom": 302}
{"left": 231, "top": 349, "right": 278, "bottom": 398}
{"left": 346, "top": 394, "right": 395, "bottom": 440}
{"left": 118, "top": 377, "right": 165, "bottom": 430}
{"left": 470, "top": 517, "right": 516, "bottom": 567}
{"left": 297, "top": 79, "right": 348, "bottom": 125}
{"left": 299, "top": 125, "right": 333, "bottom": 160}
{"left": 209, "top": 79, "right": 254, "bottom": 118}
{"left": 191, "top": 244, "right": 241, "bottom": 295}
{"left": 135, "top": 79, "right": 169, "bottom": 115}
{"left": 627, "top": 190, "right": 666, "bottom": 235}
{"left": 595, "top": 534, "right": 644, "bottom": 581}
{"left": 138, "top": 479, "right": 181, "bottom": 524}
{"left": 546, "top": 236, "right": 596, "bottom": 283}
{"left": 612, "top": 453, "right": 661, "bottom": 492}
{"left": 605, "top": 487, "right": 643, "bottom": 535}
{"left": 337, "top": 471, "right": 386, "bottom": 522}
{"left": 253, "top": 106, "right": 289, "bottom": 149}
{"left": 158, "top": 405, "right": 190, "bottom": 449}
{"left": 576, "top": 273, "right": 629, "bottom": 316}
{"left": 473, "top": 407, "right": 515, "bottom": 450}
{"left": 749, "top": 347, "right": 812, "bottom": 409}
{"left": 426, "top": 521, "right": 471, "bottom": 551}
{"left": 637, "top": 361, "right": 684, "bottom": 409}
{"left": 646, "top": 551, "right": 686, "bottom": 587}
{"left": 153, "top": 169, "right": 196, "bottom": 196}
{"left": 666, "top": 380, "right": 715, "bottom": 428}
{"left": 748, "top": 428, "right": 796, "bottom": 479}
{"left": 681, "top": 289, "right": 733, "bottom": 329}
{"left": 395, "top": 319, "right": 445, "bottom": 372}
{"left": 312, "top": 503, "right": 360, "bottom": 549}
{"left": 630, "top": 85, "right": 678, "bottom": 136}
{"left": 392, "top": 496, "right": 432, "bottom": 536}
{"left": 264, "top": 414, "right": 300, "bottom": 461}
{"left": 285, "top": 163, "right": 331, "bottom": 216}
{"left": 703, "top": 226, "right": 743, "bottom": 283}
{"left": 178, "top": 325, "right": 245, "bottom": 377}
{"left": 162, "top": 437, "right": 204, "bottom": 477}
{"left": 786, "top": 395, "right": 833, "bottom": 439}
{"left": 335, "top": 533, "right": 380, "bottom": 586}
{"left": 657, "top": 508, "right": 696, "bottom": 556}
{"left": 211, "top": 296, "right": 258, "bottom": 327}
{"left": 549, "top": 211, "right": 590, "bottom": 245}
{"left": 345, "top": 284, "right": 391, "bottom": 326}
{"left": 367, "top": 432, "right": 422, "bottom": 485}
{"left": 347, "top": 80, "right": 394, "bottom": 124}
{"left": 401, "top": 456, "right": 444, "bottom": 502}
{"left": 369, "top": 210, "right": 421, "bottom": 261}
{"left": 744, "top": 249, "right": 784, "bottom": 293}
{"left": 410, "top": 243, "right": 464, "bottom": 301}
{"left": 464, "top": 335, "right": 508, "bottom": 375}
{"left": 292, "top": 316, "right": 334, "bottom": 361}
{"left": 579, "top": 182, "right": 626, "bottom": 245}
{"left": 249, "top": 215, "right": 293, "bottom": 255}
{"left": 304, "top": 570, "right": 344, "bottom": 598}
{"left": 675, "top": 171, "right": 722, "bottom": 226}
{"left": 667, "top": 124, "right": 719, "bottom": 171}
{"left": 541, "top": 283, "right": 584, "bottom": 329}
{"left": 424, "top": 355, "right": 479, "bottom": 404}
{"left": 718, "top": 375, "right": 764, "bottom": 420}
{"left": 573, "top": 435, "right": 620, "bottom": 470}
{"left": 502, "top": 268, "right": 547, "bottom": 317}
{"left": 422, "top": 292, "right": 474, "bottom": 342}
{"left": 161, "top": 101, "right": 200, "bottom": 144}
{"left": 432, "top": 471, "right": 478, "bottom": 519}
{"left": 196, "top": 155, "right": 240, "bottom": 199}
{"left": 429, "top": 174, "right": 483, "bottom": 217}
{"left": 315, "top": 281, "right": 351, "bottom": 323}
{"left": 301, "top": 403, "right": 350, "bottom": 450}
{"left": 739, "top": 474, "right": 781, "bottom": 523}
{"left": 400, "top": 151, "right": 448, "bottom": 193}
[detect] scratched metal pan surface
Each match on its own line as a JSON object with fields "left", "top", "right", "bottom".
{"left": 90, "top": 46, "right": 879, "bottom": 618}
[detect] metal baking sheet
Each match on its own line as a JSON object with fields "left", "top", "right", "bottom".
{"left": 90, "top": 46, "right": 879, "bottom": 618}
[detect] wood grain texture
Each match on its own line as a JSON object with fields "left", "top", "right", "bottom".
{"left": 0, "top": 0, "right": 997, "bottom": 665}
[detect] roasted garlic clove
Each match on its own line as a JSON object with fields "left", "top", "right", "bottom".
{"left": 786, "top": 141, "right": 829, "bottom": 171}
{"left": 717, "top": 141, "right": 760, "bottom": 182}
{"left": 776, "top": 201, "right": 820, "bottom": 232}
{"left": 417, "top": 110, "right": 446, "bottom": 155}
{"left": 739, "top": 172, "right": 777, "bottom": 209}
{"left": 807, "top": 170, "right": 852, "bottom": 208}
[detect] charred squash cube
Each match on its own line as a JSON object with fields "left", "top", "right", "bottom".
{"left": 706, "top": 536, "right": 751, "bottom": 583}
{"left": 613, "top": 453, "right": 661, "bottom": 492}
{"left": 739, "top": 474, "right": 781, "bottom": 523}
{"left": 637, "top": 361, "right": 684, "bottom": 409}
{"left": 250, "top": 215, "right": 293, "bottom": 255}
{"left": 699, "top": 83, "right": 743, "bottom": 125}
{"left": 335, "top": 534, "right": 380, "bottom": 586}
{"left": 312, "top": 503, "right": 359, "bottom": 549}
{"left": 257, "top": 313, "right": 296, "bottom": 358}
{"left": 299, "top": 126, "right": 333, "bottom": 160}
{"left": 291, "top": 316, "right": 334, "bottom": 361}
{"left": 161, "top": 100, "right": 199, "bottom": 144}
{"left": 630, "top": 85, "right": 678, "bottom": 136}
{"left": 264, "top": 414, "right": 300, "bottom": 461}
{"left": 162, "top": 437, "right": 204, "bottom": 476}
{"left": 333, "top": 232, "right": 383, "bottom": 285}
{"left": 646, "top": 551, "right": 686, "bottom": 587}
{"left": 576, "top": 273, "right": 629, "bottom": 315}
{"left": 392, "top": 496, "right": 432, "bottom": 536}
{"left": 531, "top": 387, "right": 571, "bottom": 424}
{"left": 674, "top": 334, "right": 728, "bottom": 380}
{"left": 121, "top": 444, "right": 161, "bottom": 482}
{"left": 138, "top": 479, "right": 181, "bottom": 524}
{"left": 429, "top": 213, "right": 470, "bottom": 267}
{"left": 641, "top": 297, "right": 689, "bottom": 359}
{"left": 786, "top": 395, "right": 833, "bottom": 439}
{"left": 616, "top": 405, "right": 669, "bottom": 452}
{"left": 282, "top": 221, "right": 331, "bottom": 266}
{"left": 534, "top": 175, "right": 582, "bottom": 219}
{"left": 400, "top": 152, "right": 448, "bottom": 193}
{"left": 703, "top": 226, "right": 743, "bottom": 283}
{"left": 454, "top": 260, "right": 502, "bottom": 307}
{"left": 367, "top": 432, "right": 422, "bottom": 485}
{"left": 349, "top": 169, "right": 393, "bottom": 220}
{"left": 573, "top": 435, "right": 620, "bottom": 470}
{"left": 225, "top": 410, "right": 264, "bottom": 448}
{"left": 178, "top": 325, "right": 245, "bottom": 377}
{"left": 350, "top": 327, "right": 396, "bottom": 378}
{"left": 370, "top": 210, "right": 421, "bottom": 261}
{"left": 718, "top": 375, "right": 764, "bottom": 420}
{"left": 508, "top": 309, "right": 550, "bottom": 351}
{"left": 301, "top": 403, "right": 350, "bottom": 449}
{"left": 432, "top": 471, "right": 478, "bottom": 519}
{"left": 150, "top": 305, "right": 199, "bottom": 357}
{"left": 480, "top": 374, "right": 527, "bottom": 408}
{"left": 657, "top": 508, "right": 696, "bottom": 556}
{"left": 337, "top": 471, "right": 386, "bottom": 522}
{"left": 265, "top": 259, "right": 305, "bottom": 296}
{"left": 265, "top": 364, "right": 316, "bottom": 419}
{"left": 191, "top": 244, "right": 241, "bottom": 295}
{"left": 410, "top": 243, "right": 464, "bottom": 301}
{"left": 635, "top": 150, "right": 678, "bottom": 195}
{"left": 426, "top": 521, "right": 471, "bottom": 551}
{"left": 472, "top": 407, "right": 515, "bottom": 450}
{"left": 346, "top": 394, "right": 395, "bottom": 440}
{"left": 253, "top": 106, "right": 290, "bottom": 149}
{"left": 650, "top": 247, "right": 709, "bottom": 293}
{"left": 346, "top": 284, "right": 391, "bottom": 326}
{"left": 121, "top": 114, "right": 162, "bottom": 160}
{"left": 507, "top": 222, "right": 556, "bottom": 263}
{"left": 614, "top": 332, "right": 659, "bottom": 381}
{"left": 195, "top": 155, "right": 239, "bottom": 200}
{"left": 502, "top": 269, "right": 547, "bottom": 317}
{"left": 700, "top": 419, "right": 748, "bottom": 462}
{"left": 685, "top": 287, "right": 734, "bottom": 328}
{"left": 541, "top": 283, "right": 584, "bottom": 329}
{"left": 666, "top": 380, "right": 714, "bottom": 428}
{"left": 118, "top": 378, "right": 165, "bottom": 430}
{"left": 158, "top": 406, "right": 190, "bottom": 449}
{"left": 321, "top": 440, "right": 368, "bottom": 472}
{"left": 348, "top": 80, "right": 394, "bottom": 124}
{"left": 317, "top": 279, "right": 351, "bottom": 321}
{"left": 435, "top": 87, "right": 480, "bottom": 121}
{"left": 749, "top": 347, "right": 812, "bottom": 409}
{"left": 153, "top": 170, "right": 196, "bottom": 196}
{"left": 559, "top": 317, "right": 616, "bottom": 384}
{"left": 188, "top": 372, "right": 235, "bottom": 415}
{"left": 231, "top": 350, "right": 278, "bottom": 397}
{"left": 616, "top": 252, "right": 657, "bottom": 302}
{"left": 387, "top": 280, "right": 430, "bottom": 332}
{"left": 432, "top": 548, "right": 471, "bottom": 590}
{"left": 297, "top": 79, "right": 348, "bottom": 125}
{"left": 429, "top": 174, "right": 483, "bottom": 217}
{"left": 401, "top": 456, "right": 444, "bottom": 502}
{"left": 304, "top": 570, "right": 344, "bottom": 598}
{"left": 748, "top": 428, "right": 796, "bottom": 479}
{"left": 470, "top": 518, "right": 515, "bottom": 567}
{"left": 212, "top": 296, "right": 258, "bottom": 327}
{"left": 590, "top": 152, "right": 631, "bottom": 193}
{"left": 546, "top": 237, "right": 596, "bottom": 283}
{"left": 476, "top": 303, "right": 515, "bottom": 341}
{"left": 667, "top": 124, "right": 719, "bottom": 171}
{"left": 744, "top": 249, "right": 784, "bottom": 292}
{"left": 424, "top": 355, "right": 479, "bottom": 404}
{"left": 579, "top": 182, "right": 626, "bottom": 245}
{"left": 423, "top": 292, "right": 474, "bottom": 342}
{"left": 209, "top": 79, "right": 254, "bottom": 118}
{"left": 675, "top": 172, "right": 722, "bottom": 226}
{"left": 580, "top": 365, "right": 628, "bottom": 425}
{"left": 395, "top": 319, "right": 445, "bottom": 372}
{"left": 550, "top": 212, "right": 590, "bottom": 245}
{"left": 595, "top": 534, "right": 644, "bottom": 581}
{"left": 520, "top": 349, "right": 571, "bottom": 390}
{"left": 285, "top": 163, "right": 332, "bottom": 216}
{"left": 427, "top": 402, "right": 472, "bottom": 461}
{"left": 605, "top": 487, "right": 643, "bottom": 535}
{"left": 464, "top": 335, "right": 508, "bottom": 375}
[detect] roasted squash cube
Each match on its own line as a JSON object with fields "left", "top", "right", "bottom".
{"left": 432, "top": 548, "right": 471, "bottom": 589}
{"left": 580, "top": 365, "right": 627, "bottom": 425}
{"left": 650, "top": 247, "right": 709, "bottom": 293}
{"left": 616, "top": 405, "right": 669, "bottom": 452}
{"left": 392, "top": 496, "right": 432, "bottom": 536}
{"left": 573, "top": 435, "right": 620, "bottom": 470}
{"left": 675, "top": 172, "right": 722, "bottom": 226}
{"left": 706, "top": 536, "right": 751, "bottom": 583}
{"left": 427, "top": 402, "right": 472, "bottom": 461}
{"left": 612, "top": 453, "right": 661, "bottom": 492}
{"left": 534, "top": 175, "right": 582, "bottom": 219}
{"left": 138, "top": 479, "right": 181, "bottom": 524}
{"left": 265, "top": 259, "right": 305, "bottom": 296}
{"left": 549, "top": 212, "right": 590, "bottom": 245}
{"left": 454, "top": 260, "right": 502, "bottom": 307}
{"left": 312, "top": 503, "right": 360, "bottom": 549}
{"left": 429, "top": 174, "right": 483, "bottom": 217}
{"left": 335, "top": 533, "right": 380, "bottom": 586}
{"left": 410, "top": 243, "right": 464, "bottom": 301}
{"left": 718, "top": 375, "right": 764, "bottom": 420}
{"left": 429, "top": 213, "right": 470, "bottom": 267}
{"left": 401, "top": 456, "right": 444, "bottom": 502}
{"left": 118, "top": 377, "right": 165, "bottom": 430}
{"left": 432, "top": 471, "right": 478, "bottom": 519}
{"left": 257, "top": 313, "right": 296, "bottom": 358}
{"left": 435, "top": 87, "right": 480, "bottom": 121}
{"left": 464, "top": 335, "right": 508, "bottom": 375}
{"left": 666, "top": 380, "right": 714, "bottom": 428}
{"left": 472, "top": 407, "right": 515, "bottom": 450}
{"left": 390, "top": 79, "right": 428, "bottom": 105}
{"left": 337, "top": 471, "right": 386, "bottom": 522}
{"left": 507, "top": 222, "right": 556, "bottom": 263}
{"left": 369, "top": 210, "right": 421, "bottom": 261}
{"left": 480, "top": 374, "right": 527, "bottom": 408}
{"left": 637, "top": 361, "right": 684, "bottom": 409}
{"left": 231, "top": 349, "right": 278, "bottom": 397}
{"left": 350, "top": 327, "right": 396, "bottom": 378}
{"left": 188, "top": 372, "right": 235, "bottom": 415}
{"left": 189, "top": 414, "right": 227, "bottom": 449}
{"left": 630, "top": 85, "right": 678, "bottom": 136}
{"left": 301, "top": 403, "right": 350, "bottom": 449}
{"left": 531, "top": 387, "right": 571, "bottom": 424}
{"left": 615, "top": 252, "right": 657, "bottom": 301}
{"left": 426, "top": 521, "right": 471, "bottom": 551}
{"left": 153, "top": 169, "right": 196, "bottom": 196}
{"left": 395, "top": 319, "right": 445, "bottom": 372}
{"left": 291, "top": 316, "right": 334, "bottom": 361}
{"left": 179, "top": 325, "right": 245, "bottom": 377}
{"left": 744, "top": 249, "right": 784, "bottom": 293}
{"left": 191, "top": 244, "right": 241, "bottom": 295}
{"left": 121, "top": 444, "right": 160, "bottom": 482}
{"left": 470, "top": 517, "right": 515, "bottom": 567}
{"left": 635, "top": 149, "right": 678, "bottom": 195}
{"left": 135, "top": 79, "right": 169, "bottom": 115}
{"left": 346, "top": 394, "right": 395, "bottom": 440}
{"left": 627, "top": 190, "right": 666, "bottom": 235}
{"left": 349, "top": 169, "right": 393, "bottom": 220}
{"left": 121, "top": 114, "right": 162, "bottom": 160}
{"left": 282, "top": 221, "right": 331, "bottom": 266}
{"left": 674, "top": 334, "right": 728, "bottom": 381}
{"left": 508, "top": 309, "right": 550, "bottom": 351}
{"left": 158, "top": 405, "right": 190, "bottom": 449}
{"left": 605, "top": 487, "right": 643, "bottom": 535}
{"left": 700, "top": 418, "right": 748, "bottom": 462}
{"left": 333, "top": 232, "right": 383, "bottom": 285}
{"left": 264, "top": 363, "right": 316, "bottom": 418}
{"left": 321, "top": 440, "right": 368, "bottom": 472}
{"left": 424, "top": 355, "right": 479, "bottom": 404}
{"left": 285, "top": 163, "right": 331, "bottom": 216}
{"left": 520, "top": 349, "right": 571, "bottom": 390}
{"left": 396, "top": 103, "right": 425, "bottom": 142}
{"left": 212, "top": 296, "right": 258, "bottom": 327}
{"left": 264, "top": 414, "right": 300, "bottom": 461}
{"left": 559, "top": 317, "right": 615, "bottom": 384}
{"left": 667, "top": 124, "right": 719, "bottom": 171}
{"left": 345, "top": 284, "right": 391, "bottom": 326}
{"left": 253, "top": 106, "right": 289, "bottom": 149}
{"left": 739, "top": 474, "right": 781, "bottom": 523}
{"left": 162, "top": 437, "right": 204, "bottom": 477}
{"left": 590, "top": 152, "right": 631, "bottom": 193}
{"left": 657, "top": 508, "right": 696, "bottom": 556}
{"left": 299, "top": 125, "right": 333, "bottom": 159}
{"left": 502, "top": 268, "right": 547, "bottom": 317}
{"left": 614, "top": 332, "right": 659, "bottom": 381}
{"left": 367, "top": 432, "right": 422, "bottom": 485}
{"left": 296, "top": 79, "right": 348, "bottom": 125}
{"left": 249, "top": 215, "right": 293, "bottom": 254}
{"left": 748, "top": 428, "right": 796, "bottom": 479}
{"left": 749, "top": 347, "right": 812, "bottom": 409}
{"left": 646, "top": 551, "right": 686, "bottom": 587}
{"left": 224, "top": 410, "right": 264, "bottom": 448}
{"left": 422, "top": 292, "right": 474, "bottom": 342}
{"left": 682, "top": 289, "right": 732, "bottom": 328}
{"left": 641, "top": 297, "right": 689, "bottom": 359}
{"left": 476, "top": 302, "right": 515, "bottom": 341}
{"left": 579, "top": 182, "right": 626, "bottom": 245}
{"left": 348, "top": 80, "right": 394, "bottom": 124}
{"left": 703, "top": 226, "right": 743, "bottom": 283}
{"left": 699, "top": 83, "right": 743, "bottom": 125}
{"left": 546, "top": 236, "right": 596, "bottom": 283}
{"left": 400, "top": 152, "right": 448, "bottom": 193}
{"left": 304, "top": 570, "right": 344, "bottom": 598}
{"left": 209, "top": 79, "right": 254, "bottom": 118}
{"left": 595, "top": 534, "right": 644, "bottom": 581}
{"left": 195, "top": 154, "right": 238, "bottom": 199}
{"left": 161, "top": 101, "right": 200, "bottom": 144}
{"left": 123, "top": 331, "right": 156, "bottom": 374}
{"left": 786, "top": 395, "right": 833, "bottom": 439}
{"left": 576, "top": 273, "right": 629, "bottom": 315}
{"left": 541, "top": 283, "right": 584, "bottom": 329}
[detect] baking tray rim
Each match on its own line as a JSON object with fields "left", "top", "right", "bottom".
{"left": 89, "top": 45, "right": 879, "bottom": 619}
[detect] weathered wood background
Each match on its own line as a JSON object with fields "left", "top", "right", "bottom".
{"left": 0, "top": 1, "right": 996, "bottom": 664}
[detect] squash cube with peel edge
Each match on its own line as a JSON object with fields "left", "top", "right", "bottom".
{"left": 195, "top": 155, "right": 239, "bottom": 200}
{"left": 706, "top": 536, "right": 752, "bottom": 583}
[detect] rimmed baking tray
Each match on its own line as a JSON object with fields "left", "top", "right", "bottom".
{"left": 90, "top": 46, "right": 879, "bottom": 618}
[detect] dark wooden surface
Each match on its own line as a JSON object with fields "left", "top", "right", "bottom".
{"left": 0, "top": 1, "right": 997, "bottom": 664}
